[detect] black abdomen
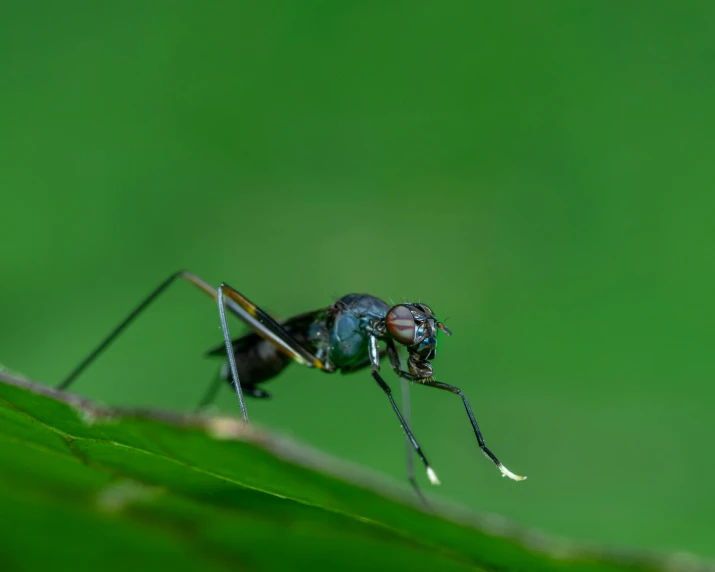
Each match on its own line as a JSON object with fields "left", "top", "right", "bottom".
{"left": 206, "top": 310, "right": 323, "bottom": 394}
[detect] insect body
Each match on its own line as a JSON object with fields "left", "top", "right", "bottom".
{"left": 58, "top": 271, "right": 526, "bottom": 497}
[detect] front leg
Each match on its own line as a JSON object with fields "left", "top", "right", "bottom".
{"left": 384, "top": 339, "right": 430, "bottom": 505}
{"left": 422, "top": 379, "right": 526, "bottom": 481}
{"left": 386, "top": 339, "right": 421, "bottom": 381}
{"left": 368, "top": 335, "right": 440, "bottom": 487}
{"left": 386, "top": 340, "right": 525, "bottom": 482}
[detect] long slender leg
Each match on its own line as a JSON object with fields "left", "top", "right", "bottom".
{"left": 58, "top": 271, "right": 330, "bottom": 392}
{"left": 197, "top": 371, "right": 272, "bottom": 411}
{"left": 400, "top": 376, "right": 430, "bottom": 507}
{"left": 422, "top": 380, "right": 526, "bottom": 481}
{"left": 387, "top": 340, "right": 430, "bottom": 502}
{"left": 196, "top": 371, "right": 225, "bottom": 411}
{"left": 368, "top": 336, "right": 439, "bottom": 486}
{"left": 400, "top": 377, "right": 415, "bottom": 483}
{"left": 58, "top": 271, "right": 186, "bottom": 390}
{"left": 372, "top": 370, "right": 439, "bottom": 486}
{"left": 217, "top": 285, "right": 326, "bottom": 369}
{"left": 217, "top": 284, "right": 248, "bottom": 422}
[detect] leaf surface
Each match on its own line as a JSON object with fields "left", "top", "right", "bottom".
{"left": 0, "top": 371, "right": 709, "bottom": 572}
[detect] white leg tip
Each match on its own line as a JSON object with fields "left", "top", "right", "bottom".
{"left": 426, "top": 466, "right": 441, "bottom": 486}
{"left": 498, "top": 464, "right": 527, "bottom": 481}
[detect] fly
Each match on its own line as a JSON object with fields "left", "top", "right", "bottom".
{"left": 58, "top": 271, "right": 526, "bottom": 501}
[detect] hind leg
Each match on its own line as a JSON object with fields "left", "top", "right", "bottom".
{"left": 196, "top": 368, "right": 272, "bottom": 411}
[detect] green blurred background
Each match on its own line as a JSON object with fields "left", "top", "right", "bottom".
{"left": 2, "top": 0, "right": 714, "bottom": 560}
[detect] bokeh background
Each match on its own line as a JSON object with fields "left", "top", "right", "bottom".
{"left": 2, "top": 1, "right": 714, "bottom": 560}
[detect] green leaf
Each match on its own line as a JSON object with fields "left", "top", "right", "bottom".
{"left": 0, "top": 371, "right": 709, "bottom": 572}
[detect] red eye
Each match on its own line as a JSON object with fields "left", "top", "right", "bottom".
{"left": 386, "top": 305, "right": 416, "bottom": 345}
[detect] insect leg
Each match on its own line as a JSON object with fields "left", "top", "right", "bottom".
{"left": 400, "top": 376, "right": 430, "bottom": 507}
{"left": 217, "top": 284, "right": 248, "bottom": 421}
{"left": 197, "top": 370, "right": 272, "bottom": 411}
{"left": 58, "top": 270, "right": 330, "bottom": 398}
{"left": 216, "top": 283, "right": 327, "bottom": 370}
{"left": 217, "top": 281, "right": 342, "bottom": 421}
{"left": 196, "top": 371, "right": 225, "bottom": 410}
{"left": 422, "top": 380, "right": 526, "bottom": 481}
{"left": 368, "top": 336, "right": 439, "bottom": 486}
{"left": 57, "top": 270, "right": 250, "bottom": 419}
{"left": 58, "top": 270, "right": 204, "bottom": 390}
{"left": 387, "top": 340, "right": 430, "bottom": 504}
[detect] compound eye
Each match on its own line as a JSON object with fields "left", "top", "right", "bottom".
{"left": 386, "top": 305, "right": 416, "bottom": 345}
